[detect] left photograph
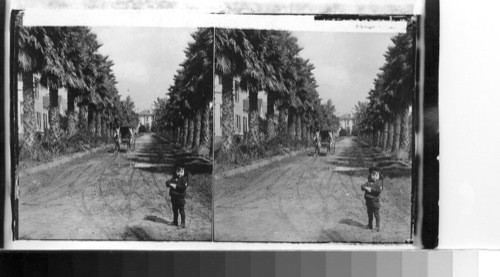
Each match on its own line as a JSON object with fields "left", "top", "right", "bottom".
{"left": 11, "top": 12, "right": 214, "bottom": 241}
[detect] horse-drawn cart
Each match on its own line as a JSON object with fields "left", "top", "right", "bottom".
{"left": 314, "top": 129, "right": 338, "bottom": 155}
{"left": 114, "top": 126, "right": 136, "bottom": 152}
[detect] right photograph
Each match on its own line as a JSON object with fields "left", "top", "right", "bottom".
{"left": 213, "top": 23, "right": 416, "bottom": 243}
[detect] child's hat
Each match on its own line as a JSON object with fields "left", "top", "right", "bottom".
{"left": 369, "top": 166, "right": 381, "bottom": 173}
{"left": 173, "top": 162, "right": 186, "bottom": 169}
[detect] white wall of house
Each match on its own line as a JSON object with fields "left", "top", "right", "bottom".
{"left": 339, "top": 114, "right": 355, "bottom": 134}
{"left": 18, "top": 75, "right": 70, "bottom": 135}
{"left": 214, "top": 75, "right": 267, "bottom": 137}
{"left": 139, "top": 114, "right": 153, "bottom": 130}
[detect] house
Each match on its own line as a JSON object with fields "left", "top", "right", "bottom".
{"left": 138, "top": 109, "right": 154, "bottom": 131}
{"left": 339, "top": 113, "right": 355, "bottom": 135}
{"left": 18, "top": 74, "right": 67, "bottom": 135}
{"left": 213, "top": 75, "right": 267, "bottom": 137}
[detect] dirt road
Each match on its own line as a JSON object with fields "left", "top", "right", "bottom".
{"left": 19, "top": 133, "right": 212, "bottom": 241}
{"left": 214, "top": 136, "right": 412, "bottom": 243}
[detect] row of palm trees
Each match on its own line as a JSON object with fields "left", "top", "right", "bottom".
{"left": 215, "top": 29, "right": 337, "bottom": 153}
{"left": 154, "top": 29, "right": 339, "bottom": 156}
{"left": 354, "top": 29, "right": 415, "bottom": 160}
{"left": 16, "top": 12, "right": 137, "bottom": 150}
{"left": 153, "top": 28, "right": 214, "bottom": 155}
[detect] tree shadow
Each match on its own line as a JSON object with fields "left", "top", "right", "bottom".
{"left": 308, "top": 152, "right": 328, "bottom": 157}
{"left": 317, "top": 228, "right": 344, "bottom": 242}
{"left": 121, "top": 226, "right": 154, "bottom": 241}
{"left": 107, "top": 148, "right": 129, "bottom": 154}
{"left": 143, "top": 215, "right": 173, "bottom": 225}
{"left": 126, "top": 137, "right": 213, "bottom": 174}
{"left": 339, "top": 218, "right": 366, "bottom": 229}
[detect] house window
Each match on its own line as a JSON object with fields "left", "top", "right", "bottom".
{"left": 234, "top": 81, "right": 240, "bottom": 103}
{"left": 235, "top": 114, "right": 241, "bottom": 133}
{"left": 243, "top": 117, "right": 248, "bottom": 133}
{"left": 36, "top": 112, "right": 41, "bottom": 130}
{"left": 43, "top": 114, "right": 48, "bottom": 130}
{"left": 34, "top": 77, "right": 40, "bottom": 99}
{"left": 19, "top": 105, "right": 23, "bottom": 127}
{"left": 218, "top": 75, "right": 222, "bottom": 85}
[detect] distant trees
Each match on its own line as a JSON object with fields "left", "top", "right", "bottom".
{"left": 354, "top": 29, "right": 415, "bottom": 160}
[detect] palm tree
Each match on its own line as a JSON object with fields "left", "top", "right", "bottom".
{"left": 240, "top": 30, "right": 284, "bottom": 144}
{"left": 379, "top": 32, "right": 415, "bottom": 155}
{"left": 16, "top": 16, "right": 59, "bottom": 146}
{"left": 215, "top": 29, "right": 253, "bottom": 152}
{"left": 183, "top": 28, "right": 214, "bottom": 152}
{"left": 66, "top": 27, "right": 101, "bottom": 136}
{"left": 38, "top": 27, "right": 85, "bottom": 138}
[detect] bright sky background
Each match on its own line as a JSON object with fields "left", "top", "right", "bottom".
{"left": 91, "top": 27, "right": 400, "bottom": 116}
{"left": 91, "top": 27, "right": 196, "bottom": 112}
{"left": 294, "top": 31, "right": 400, "bottom": 116}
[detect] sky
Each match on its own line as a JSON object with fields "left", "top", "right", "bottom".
{"left": 91, "top": 27, "right": 399, "bottom": 116}
{"left": 293, "top": 31, "right": 399, "bottom": 116}
{"left": 91, "top": 27, "right": 196, "bottom": 112}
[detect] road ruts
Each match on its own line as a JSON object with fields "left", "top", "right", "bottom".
{"left": 214, "top": 136, "right": 412, "bottom": 243}
{"left": 19, "top": 133, "right": 212, "bottom": 241}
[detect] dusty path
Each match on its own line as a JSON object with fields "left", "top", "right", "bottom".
{"left": 214, "top": 136, "right": 412, "bottom": 243}
{"left": 19, "top": 133, "right": 212, "bottom": 241}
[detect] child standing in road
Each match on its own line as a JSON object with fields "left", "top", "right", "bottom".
{"left": 166, "top": 163, "right": 188, "bottom": 228}
{"left": 361, "top": 167, "right": 384, "bottom": 232}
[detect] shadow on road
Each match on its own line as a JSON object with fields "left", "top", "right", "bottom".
{"left": 341, "top": 167, "right": 412, "bottom": 178}
{"left": 144, "top": 215, "right": 172, "bottom": 225}
{"left": 126, "top": 136, "right": 213, "bottom": 175}
{"left": 307, "top": 152, "right": 330, "bottom": 157}
{"left": 107, "top": 148, "right": 132, "bottom": 154}
{"left": 317, "top": 228, "right": 344, "bottom": 242}
{"left": 339, "top": 218, "right": 366, "bottom": 229}
{"left": 122, "top": 226, "right": 154, "bottom": 241}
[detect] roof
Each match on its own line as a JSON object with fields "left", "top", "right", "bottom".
{"left": 339, "top": 113, "right": 353, "bottom": 119}
{"left": 138, "top": 109, "right": 153, "bottom": 116}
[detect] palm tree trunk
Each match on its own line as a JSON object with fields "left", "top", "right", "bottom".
{"left": 192, "top": 108, "right": 202, "bottom": 149}
{"left": 266, "top": 93, "right": 276, "bottom": 140}
{"left": 278, "top": 107, "right": 288, "bottom": 135}
{"left": 288, "top": 110, "right": 296, "bottom": 138}
{"left": 221, "top": 75, "right": 235, "bottom": 152}
{"left": 88, "top": 105, "right": 95, "bottom": 135}
{"left": 176, "top": 126, "right": 181, "bottom": 144}
{"left": 103, "top": 117, "right": 108, "bottom": 138}
{"left": 248, "top": 87, "right": 259, "bottom": 144}
{"left": 49, "top": 87, "right": 60, "bottom": 137}
{"left": 187, "top": 117, "right": 194, "bottom": 148}
{"left": 78, "top": 105, "right": 88, "bottom": 130}
{"left": 96, "top": 110, "right": 102, "bottom": 137}
{"left": 295, "top": 112, "right": 302, "bottom": 141}
{"left": 387, "top": 119, "right": 394, "bottom": 152}
{"left": 377, "top": 129, "right": 382, "bottom": 147}
{"left": 21, "top": 72, "right": 36, "bottom": 146}
{"left": 301, "top": 115, "right": 308, "bottom": 143}
{"left": 182, "top": 118, "right": 188, "bottom": 147}
{"left": 67, "top": 88, "right": 77, "bottom": 136}
{"left": 382, "top": 121, "right": 388, "bottom": 149}
{"left": 392, "top": 113, "right": 402, "bottom": 153}
{"left": 200, "top": 101, "right": 210, "bottom": 151}
{"left": 400, "top": 108, "right": 410, "bottom": 159}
